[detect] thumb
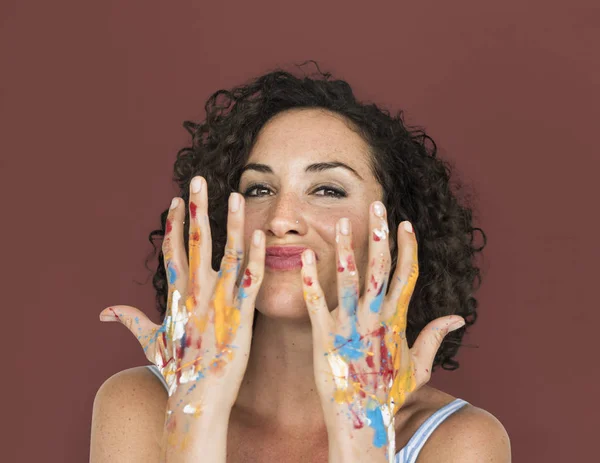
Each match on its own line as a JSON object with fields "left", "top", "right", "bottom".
{"left": 410, "top": 316, "right": 465, "bottom": 381}
{"left": 99, "top": 305, "right": 160, "bottom": 343}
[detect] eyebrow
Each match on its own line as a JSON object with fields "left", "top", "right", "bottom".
{"left": 240, "top": 161, "right": 364, "bottom": 180}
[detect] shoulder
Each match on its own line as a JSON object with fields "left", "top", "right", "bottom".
{"left": 417, "top": 402, "right": 511, "bottom": 462}
{"left": 90, "top": 366, "right": 168, "bottom": 463}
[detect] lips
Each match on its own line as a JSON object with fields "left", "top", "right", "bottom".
{"left": 265, "top": 246, "right": 310, "bottom": 271}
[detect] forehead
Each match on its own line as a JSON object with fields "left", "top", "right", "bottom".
{"left": 246, "top": 108, "right": 374, "bottom": 174}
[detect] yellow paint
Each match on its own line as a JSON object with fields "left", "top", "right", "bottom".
{"left": 212, "top": 234, "right": 242, "bottom": 371}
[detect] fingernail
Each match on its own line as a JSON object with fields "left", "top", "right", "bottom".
{"left": 339, "top": 218, "right": 350, "bottom": 236}
{"left": 191, "top": 177, "right": 202, "bottom": 193}
{"left": 304, "top": 249, "right": 314, "bottom": 264}
{"left": 373, "top": 201, "right": 385, "bottom": 218}
{"left": 170, "top": 198, "right": 178, "bottom": 210}
{"left": 403, "top": 221, "right": 413, "bottom": 233}
{"left": 229, "top": 193, "right": 240, "bottom": 212}
{"left": 448, "top": 318, "right": 465, "bottom": 331}
{"left": 99, "top": 310, "right": 117, "bottom": 322}
{"left": 252, "top": 230, "right": 262, "bottom": 246}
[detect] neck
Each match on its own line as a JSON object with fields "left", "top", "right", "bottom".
{"left": 234, "top": 313, "right": 325, "bottom": 430}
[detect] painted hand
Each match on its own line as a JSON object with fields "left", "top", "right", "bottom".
{"left": 99, "top": 176, "right": 265, "bottom": 409}
{"left": 300, "top": 201, "right": 465, "bottom": 460}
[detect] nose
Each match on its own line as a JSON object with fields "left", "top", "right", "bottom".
{"left": 265, "top": 192, "right": 305, "bottom": 238}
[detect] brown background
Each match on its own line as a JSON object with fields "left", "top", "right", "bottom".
{"left": 3, "top": 0, "right": 598, "bottom": 461}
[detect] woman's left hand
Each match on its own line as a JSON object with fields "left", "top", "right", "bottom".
{"left": 300, "top": 201, "right": 465, "bottom": 462}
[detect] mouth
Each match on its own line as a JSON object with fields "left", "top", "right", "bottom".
{"left": 265, "top": 246, "right": 312, "bottom": 271}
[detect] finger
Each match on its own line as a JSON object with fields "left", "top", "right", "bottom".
{"left": 410, "top": 316, "right": 465, "bottom": 386}
{"left": 362, "top": 201, "right": 392, "bottom": 324}
{"left": 212, "top": 192, "right": 245, "bottom": 349}
{"left": 235, "top": 229, "right": 266, "bottom": 334}
{"left": 163, "top": 197, "right": 189, "bottom": 301}
{"left": 187, "top": 176, "right": 213, "bottom": 313}
{"left": 383, "top": 221, "right": 419, "bottom": 326}
{"left": 335, "top": 218, "right": 360, "bottom": 327}
{"left": 300, "top": 248, "right": 331, "bottom": 336}
{"left": 99, "top": 305, "right": 162, "bottom": 362}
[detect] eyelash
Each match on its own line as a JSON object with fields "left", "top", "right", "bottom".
{"left": 242, "top": 183, "right": 347, "bottom": 199}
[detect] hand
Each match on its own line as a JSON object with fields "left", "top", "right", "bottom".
{"left": 99, "top": 176, "right": 265, "bottom": 419}
{"left": 300, "top": 201, "right": 465, "bottom": 460}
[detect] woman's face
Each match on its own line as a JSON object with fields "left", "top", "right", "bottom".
{"left": 239, "top": 108, "right": 384, "bottom": 320}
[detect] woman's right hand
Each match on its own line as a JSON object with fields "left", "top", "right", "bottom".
{"left": 99, "top": 175, "right": 265, "bottom": 414}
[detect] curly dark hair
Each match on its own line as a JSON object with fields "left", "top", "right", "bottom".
{"left": 146, "top": 61, "right": 486, "bottom": 372}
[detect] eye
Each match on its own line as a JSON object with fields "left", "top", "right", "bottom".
{"left": 313, "top": 185, "right": 346, "bottom": 198}
{"left": 242, "top": 183, "right": 272, "bottom": 197}
{"left": 242, "top": 183, "right": 347, "bottom": 199}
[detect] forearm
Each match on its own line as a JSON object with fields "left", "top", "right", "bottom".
{"left": 160, "top": 399, "right": 230, "bottom": 463}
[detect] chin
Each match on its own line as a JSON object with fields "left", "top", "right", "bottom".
{"left": 254, "top": 275, "right": 311, "bottom": 320}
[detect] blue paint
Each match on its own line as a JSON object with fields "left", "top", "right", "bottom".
{"left": 366, "top": 406, "right": 387, "bottom": 448}
{"left": 369, "top": 279, "right": 387, "bottom": 313}
{"left": 167, "top": 263, "right": 177, "bottom": 284}
{"left": 334, "top": 287, "right": 365, "bottom": 360}
{"left": 342, "top": 287, "right": 358, "bottom": 316}
{"left": 237, "top": 286, "right": 248, "bottom": 301}
{"left": 180, "top": 329, "right": 187, "bottom": 352}
{"left": 334, "top": 326, "right": 364, "bottom": 361}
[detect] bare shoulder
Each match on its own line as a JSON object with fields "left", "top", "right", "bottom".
{"left": 417, "top": 401, "right": 512, "bottom": 462}
{"left": 90, "top": 366, "right": 168, "bottom": 463}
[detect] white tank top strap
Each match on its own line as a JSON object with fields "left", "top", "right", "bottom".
{"left": 395, "top": 398, "right": 469, "bottom": 462}
{"left": 146, "top": 364, "right": 168, "bottom": 391}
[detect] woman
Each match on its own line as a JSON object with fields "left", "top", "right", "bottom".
{"left": 90, "top": 63, "right": 511, "bottom": 462}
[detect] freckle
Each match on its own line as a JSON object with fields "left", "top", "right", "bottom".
{"left": 166, "top": 219, "right": 173, "bottom": 233}
{"left": 372, "top": 231, "right": 381, "bottom": 242}
{"left": 303, "top": 276, "right": 313, "bottom": 286}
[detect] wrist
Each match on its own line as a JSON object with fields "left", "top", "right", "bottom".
{"left": 326, "top": 416, "right": 389, "bottom": 463}
{"left": 161, "top": 396, "right": 231, "bottom": 462}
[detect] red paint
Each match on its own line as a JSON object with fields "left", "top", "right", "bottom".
{"left": 189, "top": 201, "right": 197, "bottom": 219}
{"left": 347, "top": 255, "right": 356, "bottom": 272}
{"left": 191, "top": 230, "right": 200, "bottom": 242}
{"left": 166, "top": 219, "right": 173, "bottom": 234}
{"left": 196, "top": 337, "right": 202, "bottom": 349}
{"left": 303, "top": 276, "right": 313, "bottom": 286}
{"left": 370, "top": 274, "right": 378, "bottom": 290}
{"left": 350, "top": 407, "right": 364, "bottom": 429}
{"left": 372, "top": 231, "right": 381, "bottom": 242}
{"left": 242, "top": 268, "right": 252, "bottom": 287}
{"left": 366, "top": 354, "right": 375, "bottom": 369}
{"left": 337, "top": 257, "right": 345, "bottom": 272}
